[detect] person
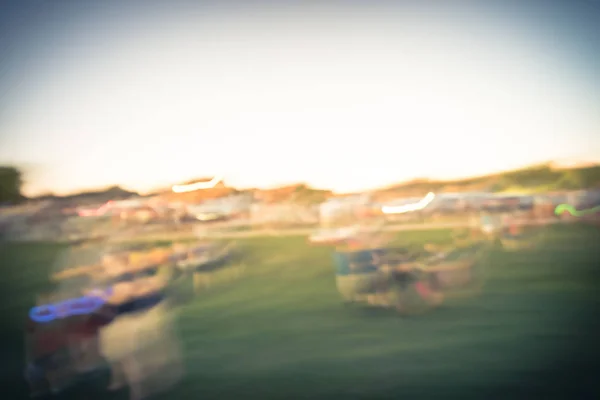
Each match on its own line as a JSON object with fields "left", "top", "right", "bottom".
{"left": 509, "top": 221, "right": 521, "bottom": 236}
{"left": 25, "top": 296, "right": 74, "bottom": 397}
{"left": 333, "top": 232, "right": 382, "bottom": 304}
{"left": 66, "top": 302, "right": 117, "bottom": 377}
{"left": 503, "top": 213, "right": 522, "bottom": 236}
{"left": 480, "top": 212, "right": 496, "bottom": 238}
{"left": 385, "top": 267, "right": 444, "bottom": 314}
{"left": 25, "top": 294, "right": 118, "bottom": 397}
{"left": 414, "top": 280, "right": 445, "bottom": 307}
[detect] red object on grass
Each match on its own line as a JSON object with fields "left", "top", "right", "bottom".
{"left": 414, "top": 281, "right": 434, "bottom": 299}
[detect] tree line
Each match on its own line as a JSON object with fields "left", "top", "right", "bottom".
{"left": 0, "top": 164, "right": 598, "bottom": 206}
{"left": 0, "top": 166, "right": 24, "bottom": 205}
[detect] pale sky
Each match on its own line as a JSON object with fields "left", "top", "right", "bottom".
{"left": 0, "top": 1, "right": 599, "bottom": 196}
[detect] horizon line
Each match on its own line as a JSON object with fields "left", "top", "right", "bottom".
{"left": 24, "top": 159, "right": 599, "bottom": 199}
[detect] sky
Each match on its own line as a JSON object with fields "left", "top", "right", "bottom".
{"left": 0, "top": 0, "right": 599, "bottom": 196}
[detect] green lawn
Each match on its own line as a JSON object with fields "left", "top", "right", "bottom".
{"left": 1, "top": 225, "right": 599, "bottom": 400}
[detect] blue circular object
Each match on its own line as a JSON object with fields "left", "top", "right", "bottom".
{"left": 29, "top": 305, "right": 58, "bottom": 323}
{"left": 29, "top": 294, "right": 108, "bottom": 323}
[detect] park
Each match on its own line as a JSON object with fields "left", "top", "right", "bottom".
{"left": 2, "top": 222, "right": 598, "bottom": 400}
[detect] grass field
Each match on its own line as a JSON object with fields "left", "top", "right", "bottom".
{"left": 1, "top": 224, "right": 599, "bottom": 400}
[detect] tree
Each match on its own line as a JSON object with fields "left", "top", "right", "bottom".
{"left": 0, "top": 166, "right": 24, "bottom": 204}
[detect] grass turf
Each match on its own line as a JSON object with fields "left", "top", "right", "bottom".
{"left": 1, "top": 224, "right": 599, "bottom": 400}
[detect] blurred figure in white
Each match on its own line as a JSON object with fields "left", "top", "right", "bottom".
{"left": 101, "top": 301, "right": 184, "bottom": 400}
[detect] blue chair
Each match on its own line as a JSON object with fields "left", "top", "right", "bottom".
{"left": 332, "top": 249, "right": 384, "bottom": 302}
{"left": 332, "top": 249, "right": 380, "bottom": 276}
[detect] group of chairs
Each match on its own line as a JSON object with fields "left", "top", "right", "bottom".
{"left": 317, "top": 211, "right": 548, "bottom": 315}
{"left": 314, "top": 227, "right": 489, "bottom": 315}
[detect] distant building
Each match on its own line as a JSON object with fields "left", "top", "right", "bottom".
{"left": 319, "top": 194, "right": 372, "bottom": 227}
{"left": 186, "top": 193, "right": 254, "bottom": 221}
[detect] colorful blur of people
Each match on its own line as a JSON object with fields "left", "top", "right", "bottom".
{"left": 25, "top": 293, "right": 117, "bottom": 397}
{"left": 25, "top": 295, "right": 71, "bottom": 397}
{"left": 501, "top": 212, "right": 523, "bottom": 237}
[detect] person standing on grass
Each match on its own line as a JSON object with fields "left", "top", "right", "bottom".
{"left": 25, "top": 296, "right": 74, "bottom": 397}
{"left": 66, "top": 301, "right": 117, "bottom": 379}
{"left": 25, "top": 293, "right": 120, "bottom": 395}
{"left": 480, "top": 212, "right": 494, "bottom": 237}
{"left": 502, "top": 212, "right": 521, "bottom": 236}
